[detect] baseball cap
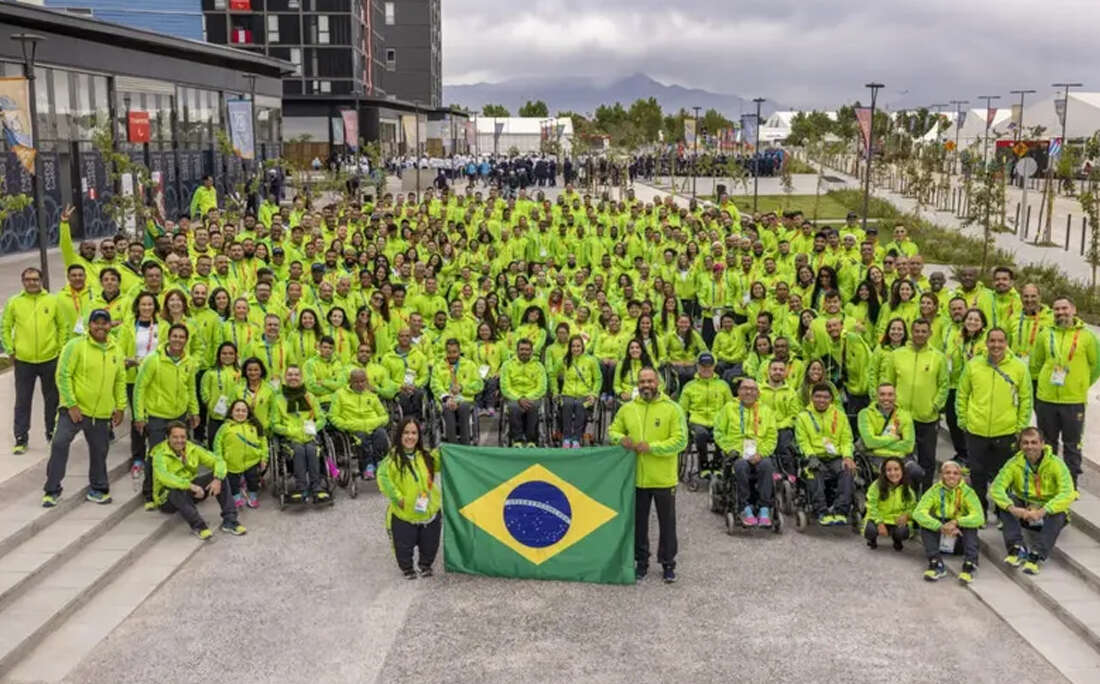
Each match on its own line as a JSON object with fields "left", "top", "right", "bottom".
{"left": 698, "top": 352, "right": 716, "bottom": 366}
{"left": 847, "top": 210, "right": 859, "bottom": 220}
{"left": 272, "top": 247, "right": 285, "bottom": 255}
{"left": 89, "top": 309, "right": 111, "bottom": 323}
{"left": 311, "top": 263, "right": 326, "bottom": 272}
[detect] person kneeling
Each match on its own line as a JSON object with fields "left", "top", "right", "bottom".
{"left": 152, "top": 422, "right": 245, "bottom": 539}
{"left": 990, "top": 427, "right": 1078, "bottom": 575}
{"left": 378, "top": 418, "right": 441, "bottom": 579}
{"left": 913, "top": 461, "right": 984, "bottom": 583}
{"left": 795, "top": 383, "right": 855, "bottom": 526}
{"left": 714, "top": 378, "right": 777, "bottom": 528}
{"left": 864, "top": 457, "right": 916, "bottom": 551}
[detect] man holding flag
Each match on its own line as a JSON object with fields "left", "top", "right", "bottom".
{"left": 608, "top": 367, "right": 688, "bottom": 584}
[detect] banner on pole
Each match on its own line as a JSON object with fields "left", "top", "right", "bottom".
{"left": 740, "top": 114, "right": 757, "bottom": 147}
{"left": 0, "top": 77, "right": 36, "bottom": 174}
{"left": 226, "top": 98, "right": 255, "bottom": 160}
{"left": 1049, "top": 137, "right": 1063, "bottom": 161}
{"left": 1055, "top": 99, "right": 1066, "bottom": 126}
{"left": 985, "top": 107, "right": 998, "bottom": 128}
{"left": 856, "top": 107, "right": 873, "bottom": 152}
{"left": 683, "top": 118, "right": 696, "bottom": 145}
{"left": 341, "top": 110, "right": 358, "bottom": 151}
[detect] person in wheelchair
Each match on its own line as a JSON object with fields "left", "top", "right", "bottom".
{"left": 303, "top": 336, "right": 346, "bottom": 407}
{"left": 863, "top": 456, "right": 917, "bottom": 551}
{"left": 499, "top": 338, "right": 547, "bottom": 447}
{"left": 274, "top": 365, "right": 330, "bottom": 504}
{"left": 714, "top": 377, "right": 778, "bottom": 528}
{"left": 857, "top": 383, "right": 924, "bottom": 487}
{"left": 759, "top": 358, "right": 801, "bottom": 477}
{"left": 431, "top": 339, "right": 484, "bottom": 445}
{"left": 794, "top": 383, "right": 856, "bottom": 527}
{"left": 678, "top": 352, "right": 733, "bottom": 479}
{"left": 990, "top": 428, "right": 1078, "bottom": 576}
{"left": 381, "top": 327, "right": 430, "bottom": 422}
{"left": 913, "top": 460, "right": 984, "bottom": 583}
{"left": 555, "top": 335, "right": 601, "bottom": 448}
{"left": 349, "top": 342, "right": 398, "bottom": 401}
{"left": 329, "top": 369, "right": 390, "bottom": 480}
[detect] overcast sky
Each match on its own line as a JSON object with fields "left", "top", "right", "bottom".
{"left": 442, "top": 0, "right": 1097, "bottom": 110}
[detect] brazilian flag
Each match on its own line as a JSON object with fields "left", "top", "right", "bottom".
{"left": 442, "top": 445, "right": 636, "bottom": 585}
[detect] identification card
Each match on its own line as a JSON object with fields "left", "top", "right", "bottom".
{"left": 743, "top": 439, "right": 757, "bottom": 458}
{"left": 742, "top": 293, "right": 751, "bottom": 305}
{"left": 303, "top": 419, "right": 317, "bottom": 437}
{"left": 414, "top": 492, "right": 429, "bottom": 513}
{"left": 73, "top": 319, "right": 85, "bottom": 335}
{"left": 540, "top": 248, "right": 548, "bottom": 257}
{"left": 824, "top": 439, "right": 838, "bottom": 456}
{"left": 631, "top": 387, "right": 640, "bottom": 400}
{"left": 1051, "top": 367, "right": 1068, "bottom": 386}
{"left": 478, "top": 364, "right": 490, "bottom": 379}
{"left": 212, "top": 395, "right": 229, "bottom": 418}
{"left": 939, "top": 532, "right": 956, "bottom": 554}
{"left": 712, "top": 314, "right": 721, "bottom": 329}
{"left": 269, "top": 378, "right": 281, "bottom": 391}
{"left": 404, "top": 369, "right": 416, "bottom": 385}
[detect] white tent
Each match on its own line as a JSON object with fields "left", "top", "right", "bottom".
{"left": 759, "top": 110, "right": 837, "bottom": 144}
{"left": 1018, "top": 91, "right": 1100, "bottom": 141}
{"left": 939, "top": 107, "right": 1013, "bottom": 149}
{"left": 472, "top": 116, "right": 574, "bottom": 156}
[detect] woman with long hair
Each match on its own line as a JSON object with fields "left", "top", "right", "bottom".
{"left": 200, "top": 342, "right": 242, "bottom": 445}
{"left": 557, "top": 335, "right": 601, "bottom": 448}
{"left": 869, "top": 317, "right": 908, "bottom": 390}
{"left": 864, "top": 456, "right": 917, "bottom": 551}
{"left": 615, "top": 338, "right": 660, "bottom": 402}
{"left": 846, "top": 280, "right": 881, "bottom": 347}
{"left": 377, "top": 418, "right": 442, "bottom": 579}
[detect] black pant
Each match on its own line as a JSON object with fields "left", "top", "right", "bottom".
{"left": 965, "top": 433, "right": 1016, "bottom": 514}
{"left": 13, "top": 357, "right": 58, "bottom": 445}
{"left": 690, "top": 423, "right": 715, "bottom": 472}
{"left": 864, "top": 520, "right": 908, "bottom": 546}
{"left": 920, "top": 526, "right": 979, "bottom": 563}
{"left": 145, "top": 415, "right": 185, "bottom": 502}
{"left": 844, "top": 393, "right": 870, "bottom": 438}
{"left": 1035, "top": 400, "right": 1085, "bottom": 485}
{"left": 227, "top": 464, "right": 261, "bottom": 497}
{"left": 398, "top": 388, "right": 425, "bottom": 422}
{"left": 997, "top": 496, "right": 1067, "bottom": 559}
{"left": 560, "top": 397, "right": 588, "bottom": 443}
{"left": 350, "top": 428, "right": 389, "bottom": 473}
{"left": 807, "top": 458, "right": 854, "bottom": 515}
{"left": 441, "top": 400, "right": 474, "bottom": 444}
{"left": 126, "top": 384, "right": 143, "bottom": 463}
{"left": 161, "top": 471, "right": 237, "bottom": 530}
{"left": 391, "top": 515, "right": 441, "bottom": 573}
{"left": 775, "top": 427, "right": 796, "bottom": 475}
{"left": 733, "top": 457, "right": 776, "bottom": 508}
{"left": 477, "top": 377, "right": 499, "bottom": 409}
{"left": 635, "top": 486, "right": 677, "bottom": 569}
{"left": 913, "top": 420, "right": 939, "bottom": 489}
{"left": 44, "top": 411, "right": 112, "bottom": 496}
{"left": 290, "top": 441, "right": 322, "bottom": 492}
{"left": 507, "top": 399, "right": 540, "bottom": 444}
{"left": 944, "top": 389, "right": 968, "bottom": 463}
{"left": 206, "top": 419, "right": 224, "bottom": 448}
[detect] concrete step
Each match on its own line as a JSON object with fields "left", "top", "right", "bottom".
{"left": 0, "top": 505, "right": 174, "bottom": 676}
{"left": 1, "top": 526, "right": 202, "bottom": 684}
{"left": 0, "top": 469, "right": 141, "bottom": 612}
{"left": 1052, "top": 525, "right": 1100, "bottom": 595}
{"left": 1070, "top": 489, "right": 1100, "bottom": 544}
{"left": 964, "top": 548, "right": 1100, "bottom": 684}
{"left": 977, "top": 527, "right": 1100, "bottom": 659}
{"left": 0, "top": 455, "right": 132, "bottom": 560}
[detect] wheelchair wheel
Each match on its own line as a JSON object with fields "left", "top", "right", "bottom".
{"left": 708, "top": 476, "right": 722, "bottom": 513}
{"left": 795, "top": 510, "right": 808, "bottom": 532}
{"left": 772, "top": 509, "right": 783, "bottom": 535}
{"left": 725, "top": 511, "right": 736, "bottom": 536}
{"left": 850, "top": 489, "right": 866, "bottom": 534}
{"left": 779, "top": 478, "right": 796, "bottom": 516}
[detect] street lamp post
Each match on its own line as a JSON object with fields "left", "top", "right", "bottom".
{"left": 860, "top": 82, "right": 884, "bottom": 233}
{"left": 11, "top": 33, "right": 50, "bottom": 290}
{"left": 414, "top": 102, "right": 422, "bottom": 199}
{"left": 1008, "top": 89, "right": 1036, "bottom": 142}
{"left": 752, "top": 97, "right": 765, "bottom": 212}
{"left": 242, "top": 73, "right": 259, "bottom": 210}
{"left": 691, "top": 105, "right": 701, "bottom": 199}
{"left": 949, "top": 99, "right": 969, "bottom": 174}
{"left": 1042, "top": 82, "right": 1084, "bottom": 242}
{"left": 977, "top": 94, "right": 1000, "bottom": 165}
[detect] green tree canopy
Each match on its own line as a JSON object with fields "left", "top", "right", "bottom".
{"left": 518, "top": 100, "right": 550, "bottom": 117}
{"left": 482, "top": 104, "right": 510, "bottom": 117}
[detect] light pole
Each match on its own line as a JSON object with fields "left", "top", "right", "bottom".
{"left": 752, "top": 97, "right": 765, "bottom": 212}
{"left": 12, "top": 33, "right": 50, "bottom": 290}
{"left": 949, "top": 99, "right": 968, "bottom": 174}
{"left": 242, "top": 73, "right": 259, "bottom": 210}
{"left": 691, "top": 105, "right": 701, "bottom": 199}
{"left": 860, "top": 82, "right": 884, "bottom": 233}
{"left": 414, "top": 102, "right": 422, "bottom": 199}
{"left": 977, "top": 94, "right": 1000, "bottom": 165}
{"left": 1008, "top": 89, "right": 1035, "bottom": 142}
{"left": 1042, "top": 82, "right": 1083, "bottom": 242}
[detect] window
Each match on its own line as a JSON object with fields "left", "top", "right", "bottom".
{"left": 320, "top": 80, "right": 331, "bottom": 94}
{"left": 318, "top": 15, "right": 330, "bottom": 44}
{"left": 288, "top": 0, "right": 299, "bottom": 8}
{"left": 214, "top": 0, "right": 226, "bottom": 8}
{"left": 289, "top": 47, "right": 302, "bottom": 75}
{"left": 385, "top": 2, "right": 395, "bottom": 24}
{"left": 267, "top": 14, "right": 279, "bottom": 42}
{"left": 385, "top": 48, "right": 396, "bottom": 71}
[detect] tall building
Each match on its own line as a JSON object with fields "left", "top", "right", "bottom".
{"left": 378, "top": 0, "right": 441, "bottom": 108}
{"left": 40, "top": 0, "right": 204, "bottom": 40}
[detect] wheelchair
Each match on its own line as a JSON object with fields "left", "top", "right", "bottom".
{"left": 787, "top": 450, "right": 873, "bottom": 534}
{"left": 497, "top": 397, "right": 552, "bottom": 447}
{"left": 268, "top": 433, "right": 337, "bottom": 510}
{"left": 679, "top": 430, "right": 719, "bottom": 492}
{"left": 551, "top": 394, "right": 605, "bottom": 447}
{"left": 708, "top": 451, "right": 784, "bottom": 536}
{"left": 323, "top": 427, "right": 360, "bottom": 499}
{"left": 433, "top": 396, "right": 481, "bottom": 446}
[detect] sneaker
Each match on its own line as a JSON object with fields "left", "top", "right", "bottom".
{"left": 487, "top": 408, "right": 496, "bottom": 417}
{"left": 831, "top": 513, "right": 849, "bottom": 527}
{"left": 233, "top": 493, "right": 245, "bottom": 508}
{"left": 741, "top": 506, "right": 758, "bottom": 527}
{"left": 959, "top": 561, "right": 976, "bottom": 584}
{"left": 289, "top": 491, "right": 304, "bottom": 503}
{"left": 817, "top": 513, "right": 831, "bottom": 526}
{"left": 246, "top": 492, "right": 260, "bottom": 509}
{"left": 562, "top": 440, "right": 570, "bottom": 449}
{"left": 86, "top": 490, "right": 112, "bottom": 505}
{"left": 419, "top": 567, "right": 434, "bottom": 578}
{"left": 220, "top": 522, "right": 247, "bottom": 536}
{"left": 143, "top": 501, "right": 157, "bottom": 511}
{"left": 526, "top": 442, "right": 538, "bottom": 449}
{"left": 194, "top": 527, "right": 213, "bottom": 541}
{"left": 923, "top": 560, "right": 946, "bottom": 582}
{"left": 893, "top": 537, "right": 904, "bottom": 552}
{"left": 13, "top": 444, "right": 27, "bottom": 455}
{"left": 1022, "top": 553, "right": 1042, "bottom": 575}
{"left": 364, "top": 463, "right": 377, "bottom": 480}
{"left": 404, "top": 569, "right": 418, "bottom": 580}
{"left": 571, "top": 440, "right": 581, "bottom": 449}
{"left": 757, "top": 507, "right": 772, "bottom": 528}
{"left": 1004, "top": 545, "right": 1027, "bottom": 568}
{"left": 867, "top": 537, "right": 878, "bottom": 549}
{"left": 635, "top": 563, "right": 648, "bottom": 581}
{"left": 42, "top": 493, "right": 59, "bottom": 508}
{"left": 314, "top": 490, "right": 331, "bottom": 503}
{"left": 700, "top": 469, "right": 712, "bottom": 480}
{"left": 662, "top": 565, "right": 677, "bottom": 584}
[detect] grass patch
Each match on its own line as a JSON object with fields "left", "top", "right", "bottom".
{"left": 784, "top": 157, "right": 817, "bottom": 174}
{"left": 700, "top": 194, "right": 862, "bottom": 222}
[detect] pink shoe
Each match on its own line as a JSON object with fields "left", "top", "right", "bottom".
{"left": 233, "top": 494, "right": 245, "bottom": 509}
{"left": 246, "top": 493, "right": 259, "bottom": 509}
{"left": 740, "top": 507, "right": 758, "bottom": 527}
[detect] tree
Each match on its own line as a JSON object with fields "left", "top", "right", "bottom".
{"left": 700, "top": 108, "right": 733, "bottom": 137}
{"left": 1077, "top": 133, "right": 1100, "bottom": 287}
{"left": 518, "top": 100, "right": 549, "bottom": 117}
{"left": 627, "top": 97, "right": 663, "bottom": 143}
{"left": 482, "top": 104, "right": 510, "bottom": 117}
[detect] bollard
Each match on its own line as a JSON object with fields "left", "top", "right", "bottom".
{"left": 1066, "top": 214, "right": 1072, "bottom": 251}
{"left": 1024, "top": 205, "right": 1032, "bottom": 240}
{"left": 1083, "top": 216, "right": 1088, "bottom": 255}
{"left": 1014, "top": 203, "right": 1020, "bottom": 234}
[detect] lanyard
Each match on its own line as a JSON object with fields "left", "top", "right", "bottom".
{"left": 1024, "top": 460, "right": 1042, "bottom": 500}
{"left": 1018, "top": 313, "right": 1042, "bottom": 349}
{"left": 880, "top": 409, "right": 900, "bottom": 437}
{"left": 939, "top": 486, "right": 963, "bottom": 519}
{"left": 807, "top": 408, "right": 838, "bottom": 434}
{"left": 137, "top": 321, "right": 157, "bottom": 357}
{"left": 264, "top": 340, "right": 283, "bottom": 373}
{"left": 739, "top": 403, "right": 759, "bottom": 435}
{"left": 1049, "top": 328, "right": 1081, "bottom": 365}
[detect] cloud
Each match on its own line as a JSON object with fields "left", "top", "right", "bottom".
{"left": 442, "top": 0, "right": 1097, "bottom": 109}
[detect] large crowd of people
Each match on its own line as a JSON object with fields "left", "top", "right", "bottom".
{"left": 1, "top": 175, "right": 1096, "bottom": 584}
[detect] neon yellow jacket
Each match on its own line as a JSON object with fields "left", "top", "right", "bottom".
{"left": 608, "top": 394, "right": 688, "bottom": 488}
{"left": 556, "top": 354, "right": 602, "bottom": 399}
{"left": 378, "top": 448, "right": 442, "bottom": 524}
{"left": 328, "top": 386, "right": 388, "bottom": 433}
{"left": 133, "top": 350, "right": 199, "bottom": 421}
{"left": 794, "top": 405, "right": 853, "bottom": 460}
{"left": 2, "top": 290, "right": 63, "bottom": 363}
{"left": 500, "top": 357, "right": 548, "bottom": 400}
{"left": 1028, "top": 319, "right": 1100, "bottom": 405}
{"left": 212, "top": 419, "right": 267, "bottom": 474}
{"left": 430, "top": 357, "right": 484, "bottom": 402}
{"left": 199, "top": 365, "right": 243, "bottom": 420}
{"left": 714, "top": 400, "right": 778, "bottom": 456}
{"left": 881, "top": 343, "right": 949, "bottom": 423}
{"left": 56, "top": 285, "right": 95, "bottom": 344}
{"left": 864, "top": 481, "right": 916, "bottom": 526}
{"left": 956, "top": 354, "right": 1032, "bottom": 437}
{"left": 304, "top": 354, "right": 346, "bottom": 399}
{"left": 678, "top": 374, "right": 734, "bottom": 428}
{"left": 758, "top": 382, "right": 801, "bottom": 429}
{"left": 990, "top": 446, "right": 1078, "bottom": 514}
{"left": 381, "top": 347, "right": 430, "bottom": 388}
{"left": 55, "top": 336, "right": 127, "bottom": 419}
{"left": 151, "top": 439, "right": 226, "bottom": 506}
{"left": 857, "top": 406, "right": 915, "bottom": 458}
{"left": 913, "top": 481, "right": 985, "bottom": 531}
{"left": 273, "top": 389, "right": 325, "bottom": 443}
{"left": 663, "top": 329, "right": 707, "bottom": 364}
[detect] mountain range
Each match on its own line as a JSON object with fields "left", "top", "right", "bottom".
{"left": 443, "top": 73, "right": 779, "bottom": 119}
